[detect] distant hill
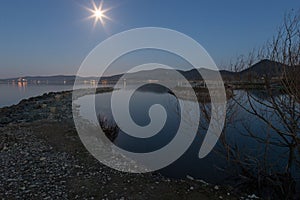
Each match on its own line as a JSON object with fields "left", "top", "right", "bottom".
{"left": 239, "top": 59, "right": 288, "bottom": 79}
{"left": 0, "top": 59, "right": 292, "bottom": 84}
{"left": 102, "top": 59, "right": 294, "bottom": 82}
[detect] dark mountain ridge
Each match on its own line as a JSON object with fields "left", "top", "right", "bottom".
{"left": 0, "top": 59, "right": 292, "bottom": 84}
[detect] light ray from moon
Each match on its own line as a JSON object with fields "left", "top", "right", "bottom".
{"left": 84, "top": 0, "right": 112, "bottom": 27}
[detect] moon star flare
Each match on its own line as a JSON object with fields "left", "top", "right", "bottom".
{"left": 85, "top": 0, "right": 111, "bottom": 27}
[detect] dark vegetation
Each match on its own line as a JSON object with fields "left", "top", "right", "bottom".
{"left": 217, "top": 11, "right": 300, "bottom": 199}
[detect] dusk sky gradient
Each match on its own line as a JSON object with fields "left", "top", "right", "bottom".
{"left": 0, "top": 0, "right": 299, "bottom": 78}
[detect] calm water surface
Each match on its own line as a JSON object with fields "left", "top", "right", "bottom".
{"left": 75, "top": 87, "right": 300, "bottom": 184}
{"left": 2, "top": 83, "right": 299, "bottom": 185}
{"left": 0, "top": 83, "right": 103, "bottom": 108}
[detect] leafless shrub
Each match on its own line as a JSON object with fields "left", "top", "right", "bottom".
{"left": 220, "top": 10, "right": 300, "bottom": 199}
{"left": 98, "top": 114, "right": 119, "bottom": 142}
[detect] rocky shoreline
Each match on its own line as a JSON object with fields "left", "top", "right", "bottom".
{"left": 0, "top": 89, "right": 252, "bottom": 199}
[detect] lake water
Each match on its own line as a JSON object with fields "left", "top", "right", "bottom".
{"left": 0, "top": 83, "right": 76, "bottom": 108}
{"left": 75, "top": 89, "right": 226, "bottom": 181}
{"left": 0, "top": 83, "right": 104, "bottom": 108}
{"left": 1, "top": 83, "right": 299, "bottom": 187}
{"left": 75, "top": 90, "right": 224, "bottom": 182}
{"left": 75, "top": 86, "right": 300, "bottom": 185}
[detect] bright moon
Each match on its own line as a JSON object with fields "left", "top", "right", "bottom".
{"left": 85, "top": 0, "right": 111, "bottom": 27}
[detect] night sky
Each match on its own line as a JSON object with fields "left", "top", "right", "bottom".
{"left": 0, "top": 0, "right": 299, "bottom": 78}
